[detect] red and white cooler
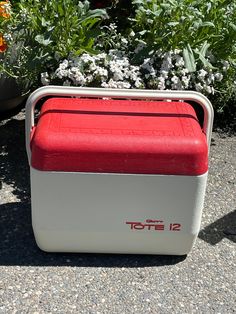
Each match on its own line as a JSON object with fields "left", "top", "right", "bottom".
{"left": 25, "top": 86, "right": 214, "bottom": 255}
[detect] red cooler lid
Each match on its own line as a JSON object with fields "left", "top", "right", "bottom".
{"left": 31, "top": 98, "right": 208, "bottom": 175}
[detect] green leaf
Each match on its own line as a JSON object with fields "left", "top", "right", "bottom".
{"left": 35, "top": 35, "right": 52, "bottom": 46}
{"left": 198, "top": 54, "right": 216, "bottom": 69}
{"left": 132, "top": 0, "right": 143, "bottom": 4}
{"left": 57, "top": 4, "right": 64, "bottom": 17}
{"left": 200, "top": 22, "right": 215, "bottom": 28}
{"left": 194, "top": 43, "right": 216, "bottom": 69}
{"left": 229, "top": 22, "right": 236, "bottom": 31}
{"left": 183, "top": 44, "right": 196, "bottom": 72}
{"left": 167, "top": 22, "right": 179, "bottom": 27}
{"left": 199, "top": 41, "right": 210, "bottom": 58}
{"left": 139, "top": 30, "right": 147, "bottom": 35}
{"left": 41, "top": 17, "right": 48, "bottom": 27}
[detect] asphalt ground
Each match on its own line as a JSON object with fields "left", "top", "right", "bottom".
{"left": 0, "top": 108, "right": 235, "bottom": 313}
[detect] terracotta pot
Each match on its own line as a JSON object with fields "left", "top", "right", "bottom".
{"left": 0, "top": 75, "right": 28, "bottom": 113}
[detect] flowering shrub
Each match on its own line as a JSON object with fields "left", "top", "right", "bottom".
{"left": 0, "top": 0, "right": 235, "bottom": 113}
{"left": 139, "top": 50, "right": 224, "bottom": 95}
{"left": 44, "top": 48, "right": 231, "bottom": 101}
{"left": 44, "top": 51, "right": 144, "bottom": 89}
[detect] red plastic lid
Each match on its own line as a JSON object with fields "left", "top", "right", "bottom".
{"left": 31, "top": 97, "right": 208, "bottom": 175}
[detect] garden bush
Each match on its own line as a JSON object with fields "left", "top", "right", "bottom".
{"left": 0, "top": 0, "right": 107, "bottom": 91}
{"left": 0, "top": 0, "right": 235, "bottom": 114}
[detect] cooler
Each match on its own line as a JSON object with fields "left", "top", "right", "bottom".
{"left": 25, "top": 86, "right": 214, "bottom": 255}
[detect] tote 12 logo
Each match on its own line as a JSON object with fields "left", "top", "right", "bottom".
{"left": 125, "top": 219, "right": 181, "bottom": 232}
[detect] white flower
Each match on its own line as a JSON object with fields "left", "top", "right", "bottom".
{"left": 195, "top": 83, "right": 203, "bottom": 92}
{"left": 208, "top": 73, "right": 215, "bottom": 82}
{"left": 175, "top": 56, "right": 185, "bottom": 67}
{"left": 55, "top": 67, "right": 68, "bottom": 79}
{"left": 101, "top": 82, "right": 109, "bottom": 88}
{"left": 94, "top": 67, "right": 108, "bottom": 78}
{"left": 181, "top": 76, "right": 190, "bottom": 87}
{"left": 204, "top": 85, "right": 214, "bottom": 94}
{"left": 96, "top": 53, "right": 107, "bottom": 60}
{"left": 74, "top": 72, "right": 86, "bottom": 85}
{"left": 86, "top": 75, "right": 94, "bottom": 83}
{"left": 215, "top": 73, "right": 223, "bottom": 81}
{"left": 157, "top": 76, "right": 166, "bottom": 90}
{"left": 113, "top": 69, "right": 124, "bottom": 81}
{"left": 180, "top": 68, "right": 189, "bottom": 75}
{"left": 171, "top": 76, "right": 179, "bottom": 84}
{"left": 158, "top": 76, "right": 165, "bottom": 83}
{"left": 101, "top": 79, "right": 130, "bottom": 89}
{"left": 160, "top": 70, "right": 168, "bottom": 79}
{"left": 89, "top": 62, "right": 97, "bottom": 71}
{"left": 41, "top": 72, "right": 50, "bottom": 86}
{"left": 198, "top": 69, "right": 208, "bottom": 79}
{"left": 70, "top": 66, "right": 79, "bottom": 74}
{"left": 134, "top": 78, "right": 143, "bottom": 88}
{"left": 81, "top": 54, "right": 95, "bottom": 63}
{"left": 222, "top": 61, "right": 230, "bottom": 71}
{"left": 3, "top": 33, "right": 12, "bottom": 42}
{"left": 158, "top": 82, "right": 166, "bottom": 90}
{"left": 117, "top": 81, "right": 131, "bottom": 89}
{"left": 59, "top": 60, "right": 69, "bottom": 70}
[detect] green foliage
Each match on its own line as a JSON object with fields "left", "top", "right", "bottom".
{"left": 130, "top": 0, "right": 236, "bottom": 112}
{"left": 131, "top": 0, "right": 236, "bottom": 62}
{"left": 2, "top": 0, "right": 107, "bottom": 91}
{"left": 15, "top": 0, "right": 107, "bottom": 55}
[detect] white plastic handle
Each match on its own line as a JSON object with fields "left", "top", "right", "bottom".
{"left": 25, "top": 86, "right": 214, "bottom": 163}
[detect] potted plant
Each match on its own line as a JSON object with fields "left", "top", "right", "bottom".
{"left": 0, "top": 1, "right": 26, "bottom": 112}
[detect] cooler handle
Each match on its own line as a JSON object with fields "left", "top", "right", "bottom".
{"left": 25, "top": 86, "right": 214, "bottom": 163}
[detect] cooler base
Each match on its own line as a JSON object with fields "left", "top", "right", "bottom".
{"left": 30, "top": 168, "right": 208, "bottom": 255}
{"left": 33, "top": 230, "right": 196, "bottom": 255}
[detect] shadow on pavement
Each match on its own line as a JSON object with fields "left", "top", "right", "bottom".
{"left": 198, "top": 210, "right": 236, "bottom": 245}
{"left": 0, "top": 118, "right": 30, "bottom": 202}
{"left": 0, "top": 117, "right": 186, "bottom": 267}
{"left": 0, "top": 201, "right": 186, "bottom": 267}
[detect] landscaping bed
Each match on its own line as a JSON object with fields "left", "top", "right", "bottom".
{"left": 0, "top": 0, "right": 236, "bottom": 114}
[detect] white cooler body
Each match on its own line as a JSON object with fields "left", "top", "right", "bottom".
{"left": 30, "top": 168, "right": 207, "bottom": 255}
{"left": 26, "top": 87, "right": 214, "bottom": 255}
